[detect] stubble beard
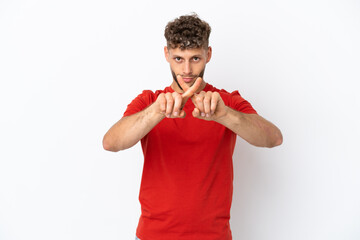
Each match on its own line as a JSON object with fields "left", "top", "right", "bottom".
{"left": 171, "top": 67, "right": 206, "bottom": 91}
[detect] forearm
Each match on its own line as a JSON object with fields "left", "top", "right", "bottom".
{"left": 216, "top": 106, "right": 283, "bottom": 148}
{"left": 103, "top": 103, "right": 165, "bottom": 152}
{"left": 103, "top": 87, "right": 197, "bottom": 152}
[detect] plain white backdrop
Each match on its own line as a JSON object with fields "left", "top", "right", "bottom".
{"left": 0, "top": 0, "right": 359, "bottom": 239}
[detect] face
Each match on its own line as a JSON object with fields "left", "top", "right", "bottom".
{"left": 165, "top": 46, "right": 212, "bottom": 92}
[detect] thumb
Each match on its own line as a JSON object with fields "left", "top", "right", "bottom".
{"left": 192, "top": 107, "right": 201, "bottom": 118}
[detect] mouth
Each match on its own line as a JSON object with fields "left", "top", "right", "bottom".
{"left": 182, "top": 76, "right": 196, "bottom": 83}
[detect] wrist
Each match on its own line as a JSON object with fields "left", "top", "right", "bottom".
{"left": 148, "top": 101, "right": 166, "bottom": 120}
{"left": 214, "top": 105, "right": 230, "bottom": 123}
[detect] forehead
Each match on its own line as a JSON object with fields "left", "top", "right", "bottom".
{"left": 168, "top": 47, "right": 207, "bottom": 57}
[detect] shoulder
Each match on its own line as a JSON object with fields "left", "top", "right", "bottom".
{"left": 205, "top": 83, "right": 257, "bottom": 114}
{"left": 134, "top": 86, "right": 172, "bottom": 103}
{"left": 123, "top": 87, "right": 171, "bottom": 117}
{"left": 205, "top": 83, "right": 243, "bottom": 102}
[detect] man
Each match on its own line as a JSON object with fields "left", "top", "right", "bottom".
{"left": 103, "top": 13, "right": 282, "bottom": 240}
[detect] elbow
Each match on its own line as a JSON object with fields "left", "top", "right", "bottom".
{"left": 102, "top": 133, "right": 133, "bottom": 152}
{"left": 272, "top": 135, "right": 283, "bottom": 148}
{"left": 102, "top": 135, "right": 121, "bottom": 152}
{"left": 268, "top": 129, "right": 283, "bottom": 148}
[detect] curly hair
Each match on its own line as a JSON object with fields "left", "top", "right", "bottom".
{"left": 164, "top": 13, "right": 211, "bottom": 50}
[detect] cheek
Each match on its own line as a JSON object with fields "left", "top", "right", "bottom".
{"left": 170, "top": 63, "right": 181, "bottom": 72}
{"left": 195, "top": 63, "right": 206, "bottom": 72}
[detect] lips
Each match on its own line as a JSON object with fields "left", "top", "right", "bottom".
{"left": 183, "top": 77, "right": 194, "bottom": 83}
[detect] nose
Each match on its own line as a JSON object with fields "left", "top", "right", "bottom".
{"left": 183, "top": 61, "right": 192, "bottom": 76}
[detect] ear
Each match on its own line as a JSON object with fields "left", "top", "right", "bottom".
{"left": 206, "top": 46, "right": 212, "bottom": 63}
{"left": 164, "top": 46, "right": 170, "bottom": 62}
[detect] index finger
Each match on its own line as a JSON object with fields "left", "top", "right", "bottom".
{"left": 181, "top": 77, "right": 203, "bottom": 98}
{"left": 177, "top": 75, "right": 190, "bottom": 92}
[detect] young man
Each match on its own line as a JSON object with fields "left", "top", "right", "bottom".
{"left": 103, "top": 14, "right": 282, "bottom": 240}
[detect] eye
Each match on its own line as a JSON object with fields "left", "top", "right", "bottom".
{"left": 193, "top": 57, "right": 200, "bottom": 62}
{"left": 174, "top": 57, "right": 182, "bottom": 62}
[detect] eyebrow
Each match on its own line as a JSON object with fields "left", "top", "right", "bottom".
{"left": 173, "top": 55, "right": 202, "bottom": 58}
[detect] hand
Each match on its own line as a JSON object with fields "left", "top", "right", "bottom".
{"left": 155, "top": 76, "right": 202, "bottom": 118}
{"left": 176, "top": 76, "right": 227, "bottom": 121}
{"left": 191, "top": 91, "right": 227, "bottom": 121}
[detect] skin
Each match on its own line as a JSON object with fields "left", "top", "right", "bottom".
{"left": 102, "top": 46, "right": 283, "bottom": 151}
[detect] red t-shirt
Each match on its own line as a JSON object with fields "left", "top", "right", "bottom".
{"left": 123, "top": 83, "right": 257, "bottom": 240}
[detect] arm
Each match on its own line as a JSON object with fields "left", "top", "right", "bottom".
{"left": 191, "top": 91, "right": 283, "bottom": 148}
{"left": 103, "top": 78, "right": 203, "bottom": 152}
{"left": 216, "top": 107, "right": 283, "bottom": 148}
{"left": 102, "top": 102, "right": 165, "bottom": 152}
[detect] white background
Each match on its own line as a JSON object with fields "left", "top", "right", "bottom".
{"left": 1, "top": 0, "right": 359, "bottom": 239}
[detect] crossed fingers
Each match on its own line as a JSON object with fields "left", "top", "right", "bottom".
{"left": 157, "top": 76, "right": 202, "bottom": 118}
{"left": 177, "top": 75, "right": 203, "bottom": 99}
{"left": 157, "top": 76, "right": 225, "bottom": 120}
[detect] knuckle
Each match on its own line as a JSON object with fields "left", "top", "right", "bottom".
{"left": 158, "top": 93, "right": 164, "bottom": 100}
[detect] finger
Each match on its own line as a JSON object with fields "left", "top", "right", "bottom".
{"left": 165, "top": 92, "right": 174, "bottom": 118}
{"left": 172, "top": 92, "right": 182, "bottom": 117}
{"left": 192, "top": 107, "right": 201, "bottom": 118}
{"left": 177, "top": 75, "right": 189, "bottom": 92}
{"left": 182, "top": 77, "right": 203, "bottom": 99}
{"left": 193, "top": 92, "right": 205, "bottom": 117}
{"left": 157, "top": 93, "right": 166, "bottom": 113}
{"left": 211, "top": 92, "right": 219, "bottom": 115}
{"left": 179, "top": 110, "right": 186, "bottom": 118}
{"left": 188, "top": 77, "right": 203, "bottom": 94}
{"left": 203, "top": 91, "right": 212, "bottom": 117}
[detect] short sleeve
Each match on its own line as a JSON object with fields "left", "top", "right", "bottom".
{"left": 221, "top": 90, "right": 257, "bottom": 114}
{"left": 123, "top": 90, "right": 157, "bottom": 117}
